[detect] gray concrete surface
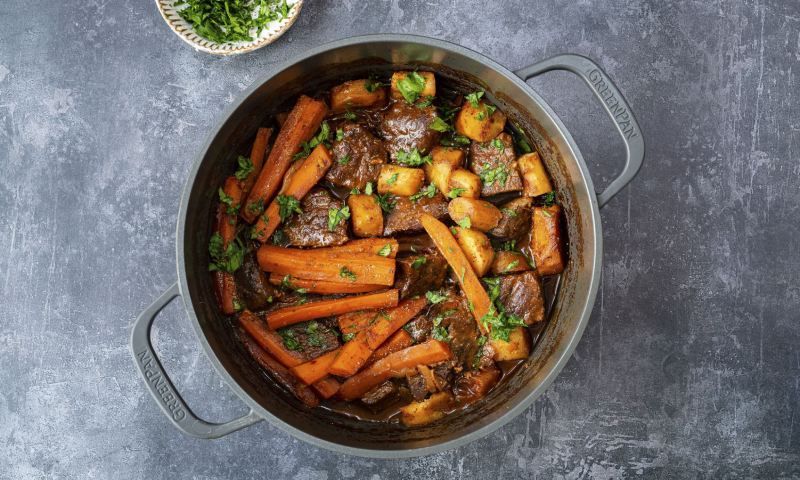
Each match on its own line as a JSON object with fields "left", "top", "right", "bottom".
{"left": 2, "top": 0, "right": 799, "bottom": 478}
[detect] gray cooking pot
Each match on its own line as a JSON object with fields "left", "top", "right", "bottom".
{"left": 130, "top": 34, "right": 643, "bottom": 457}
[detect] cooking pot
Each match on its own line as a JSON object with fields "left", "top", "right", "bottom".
{"left": 130, "top": 34, "right": 643, "bottom": 457}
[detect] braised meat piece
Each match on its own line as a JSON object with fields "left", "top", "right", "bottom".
{"left": 497, "top": 271, "right": 545, "bottom": 325}
{"left": 383, "top": 194, "right": 448, "bottom": 236}
{"left": 394, "top": 251, "right": 448, "bottom": 299}
{"left": 379, "top": 101, "right": 440, "bottom": 161}
{"left": 403, "top": 315, "right": 432, "bottom": 344}
{"left": 406, "top": 372, "right": 430, "bottom": 401}
{"left": 468, "top": 133, "right": 523, "bottom": 196}
{"left": 430, "top": 291, "right": 481, "bottom": 369}
{"left": 275, "top": 319, "right": 341, "bottom": 361}
{"left": 283, "top": 189, "right": 349, "bottom": 247}
{"left": 361, "top": 380, "right": 397, "bottom": 405}
{"left": 234, "top": 252, "right": 280, "bottom": 311}
{"left": 489, "top": 196, "right": 532, "bottom": 240}
{"left": 325, "top": 122, "right": 387, "bottom": 190}
{"left": 454, "top": 365, "right": 501, "bottom": 404}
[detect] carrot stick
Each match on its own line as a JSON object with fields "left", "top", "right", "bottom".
{"left": 420, "top": 213, "right": 492, "bottom": 334}
{"left": 242, "top": 95, "right": 328, "bottom": 223}
{"left": 327, "top": 332, "right": 373, "bottom": 377}
{"left": 241, "top": 127, "right": 273, "bottom": 196}
{"left": 268, "top": 274, "right": 384, "bottom": 295}
{"left": 251, "top": 144, "right": 334, "bottom": 242}
{"left": 257, "top": 246, "right": 396, "bottom": 286}
{"left": 339, "top": 340, "right": 453, "bottom": 400}
{"left": 330, "top": 239, "right": 399, "bottom": 258}
{"left": 238, "top": 310, "right": 306, "bottom": 368}
{"left": 266, "top": 290, "right": 399, "bottom": 329}
{"left": 337, "top": 310, "right": 376, "bottom": 335}
{"left": 366, "top": 329, "right": 414, "bottom": 366}
{"left": 363, "top": 297, "right": 428, "bottom": 350}
{"left": 290, "top": 348, "right": 341, "bottom": 385}
{"left": 311, "top": 377, "right": 340, "bottom": 399}
{"left": 213, "top": 177, "right": 243, "bottom": 315}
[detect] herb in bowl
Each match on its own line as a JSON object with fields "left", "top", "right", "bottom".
{"left": 174, "top": 0, "right": 294, "bottom": 44}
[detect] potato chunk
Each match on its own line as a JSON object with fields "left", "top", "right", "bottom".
{"left": 347, "top": 194, "right": 383, "bottom": 237}
{"left": 390, "top": 71, "right": 436, "bottom": 101}
{"left": 517, "top": 151, "right": 553, "bottom": 197}
{"left": 399, "top": 391, "right": 454, "bottom": 426}
{"left": 489, "top": 251, "right": 531, "bottom": 275}
{"left": 377, "top": 165, "right": 425, "bottom": 196}
{"left": 531, "top": 204, "right": 565, "bottom": 275}
{"left": 490, "top": 327, "right": 531, "bottom": 361}
{"left": 455, "top": 100, "right": 506, "bottom": 142}
{"left": 454, "top": 227, "right": 495, "bottom": 277}
{"left": 447, "top": 197, "right": 502, "bottom": 232}
{"left": 424, "top": 146, "right": 464, "bottom": 195}
{"left": 330, "top": 79, "right": 388, "bottom": 113}
{"left": 447, "top": 169, "right": 481, "bottom": 198}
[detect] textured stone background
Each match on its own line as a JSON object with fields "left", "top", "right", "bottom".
{"left": 2, "top": 0, "right": 799, "bottom": 478}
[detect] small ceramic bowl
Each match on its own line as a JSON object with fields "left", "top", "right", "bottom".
{"left": 155, "top": 0, "right": 304, "bottom": 56}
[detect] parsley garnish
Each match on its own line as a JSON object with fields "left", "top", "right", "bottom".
{"left": 447, "top": 188, "right": 466, "bottom": 199}
{"left": 276, "top": 194, "right": 302, "bottom": 221}
{"left": 396, "top": 71, "right": 427, "bottom": 104}
{"left": 491, "top": 138, "right": 504, "bottom": 150}
{"left": 234, "top": 155, "right": 253, "bottom": 180}
{"left": 364, "top": 182, "right": 374, "bottom": 195}
{"left": 343, "top": 111, "right": 357, "bottom": 121}
{"left": 541, "top": 191, "right": 556, "bottom": 206}
{"left": 377, "top": 244, "right": 392, "bottom": 257}
{"left": 465, "top": 91, "right": 484, "bottom": 107}
{"left": 386, "top": 173, "right": 399, "bottom": 185}
{"left": 294, "top": 121, "right": 330, "bottom": 159}
{"left": 479, "top": 164, "right": 509, "bottom": 187}
{"left": 364, "top": 76, "right": 385, "bottom": 93}
{"left": 375, "top": 192, "right": 396, "bottom": 213}
{"left": 502, "top": 260, "right": 520, "bottom": 273}
{"left": 501, "top": 207, "right": 518, "bottom": 218}
{"left": 208, "top": 232, "right": 245, "bottom": 273}
{"left": 279, "top": 329, "right": 301, "bottom": 351}
{"left": 305, "top": 321, "right": 322, "bottom": 347}
{"left": 342, "top": 332, "right": 356, "bottom": 342}
{"left": 339, "top": 266, "right": 357, "bottom": 282}
{"left": 456, "top": 216, "right": 471, "bottom": 229}
{"left": 439, "top": 134, "right": 471, "bottom": 147}
{"left": 336, "top": 128, "right": 345, "bottom": 141}
{"left": 395, "top": 148, "right": 431, "bottom": 166}
{"left": 337, "top": 154, "right": 350, "bottom": 165}
{"left": 541, "top": 209, "right": 553, "bottom": 218}
{"left": 247, "top": 198, "right": 265, "bottom": 215}
{"left": 480, "top": 277, "right": 526, "bottom": 341}
{"left": 410, "top": 184, "right": 437, "bottom": 202}
{"left": 327, "top": 206, "right": 350, "bottom": 231}
{"left": 501, "top": 240, "right": 516, "bottom": 251}
{"left": 218, "top": 188, "right": 239, "bottom": 216}
{"left": 425, "top": 290, "right": 447, "bottom": 304}
{"left": 411, "top": 256, "right": 427, "bottom": 269}
{"left": 271, "top": 229, "right": 287, "bottom": 245}
{"left": 429, "top": 117, "right": 451, "bottom": 132}
{"left": 176, "top": 0, "right": 294, "bottom": 44}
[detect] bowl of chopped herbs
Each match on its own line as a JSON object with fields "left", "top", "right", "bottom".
{"left": 157, "top": 0, "right": 302, "bottom": 55}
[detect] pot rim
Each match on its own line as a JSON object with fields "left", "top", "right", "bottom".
{"left": 175, "top": 33, "right": 602, "bottom": 458}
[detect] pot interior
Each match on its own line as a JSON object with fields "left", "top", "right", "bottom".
{"left": 179, "top": 38, "right": 599, "bottom": 454}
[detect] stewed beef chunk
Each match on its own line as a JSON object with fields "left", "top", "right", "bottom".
{"left": 361, "top": 380, "right": 397, "bottom": 405}
{"left": 469, "top": 132, "right": 523, "bottom": 196}
{"left": 489, "top": 196, "right": 532, "bottom": 240}
{"left": 325, "top": 122, "right": 387, "bottom": 190}
{"left": 379, "top": 101, "right": 440, "bottom": 161}
{"left": 383, "top": 194, "right": 448, "bottom": 236}
{"left": 394, "top": 250, "right": 448, "bottom": 299}
{"left": 497, "top": 271, "right": 545, "bottom": 325}
{"left": 283, "top": 189, "right": 349, "bottom": 247}
{"left": 234, "top": 252, "right": 280, "bottom": 311}
{"left": 429, "top": 291, "right": 481, "bottom": 369}
{"left": 275, "top": 319, "right": 341, "bottom": 361}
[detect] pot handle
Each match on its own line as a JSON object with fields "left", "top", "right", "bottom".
{"left": 130, "top": 282, "right": 262, "bottom": 438}
{"left": 515, "top": 54, "right": 644, "bottom": 207}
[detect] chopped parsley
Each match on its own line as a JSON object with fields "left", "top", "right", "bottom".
{"left": 385, "top": 173, "right": 399, "bottom": 185}
{"left": 396, "top": 71, "right": 427, "bottom": 104}
{"left": 294, "top": 121, "right": 330, "bottom": 159}
{"left": 447, "top": 187, "right": 466, "bottom": 199}
{"left": 425, "top": 290, "right": 448, "bottom": 304}
{"left": 416, "top": 95, "right": 434, "bottom": 108}
{"left": 247, "top": 198, "right": 265, "bottom": 216}
{"left": 208, "top": 232, "right": 245, "bottom": 273}
{"left": 439, "top": 134, "right": 471, "bottom": 147}
{"left": 305, "top": 321, "right": 323, "bottom": 347}
{"left": 276, "top": 194, "right": 302, "bottom": 221}
{"left": 279, "top": 274, "right": 308, "bottom": 304}
{"left": 375, "top": 192, "right": 396, "bottom": 213}
{"left": 336, "top": 128, "right": 345, "bottom": 141}
{"left": 395, "top": 148, "right": 431, "bottom": 166}
{"left": 410, "top": 184, "right": 437, "bottom": 202}
{"left": 501, "top": 240, "right": 517, "bottom": 251}
{"left": 429, "top": 117, "right": 451, "bottom": 132}
{"left": 501, "top": 207, "right": 518, "bottom": 218}
{"left": 218, "top": 188, "right": 238, "bottom": 216}
{"left": 541, "top": 209, "right": 553, "bottom": 218}
{"left": 541, "top": 191, "right": 556, "bottom": 206}
{"left": 339, "top": 266, "right": 357, "bottom": 282}
{"left": 337, "top": 154, "right": 350, "bottom": 165}
{"left": 491, "top": 138, "right": 504, "bottom": 150}
{"left": 327, "top": 206, "right": 350, "bottom": 231}
{"left": 465, "top": 91, "right": 484, "bottom": 107}
{"left": 364, "top": 76, "right": 386, "bottom": 93}
{"left": 234, "top": 155, "right": 254, "bottom": 180}
{"left": 456, "top": 216, "right": 471, "bottom": 229}
{"left": 175, "top": 0, "right": 294, "bottom": 44}
{"left": 502, "top": 260, "right": 520, "bottom": 273}
{"left": 364, "top": 182, "right": 374, "bottom": 195}
{"left": 279, "top": 329, "right": 301, "bottom": 351}
{"left": 342, "top": 332, "right": 356, "bottom": 342}
{"left": 479, "top": 164, "right": 509, "bottom": 187}
{"left": 271, "top": 228, "right": 287, "bottom": 245}
{"left": 480, "top": 277, "right": 526, "bottom": 341}
{"left": 377, "top": 244, "right": 393, "bottom": 257}
{"left": 431, "top": 308, "right": 456, "bottom": 342}
{"left": 410, "top": 256, "right": 427, "bottom": 269}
